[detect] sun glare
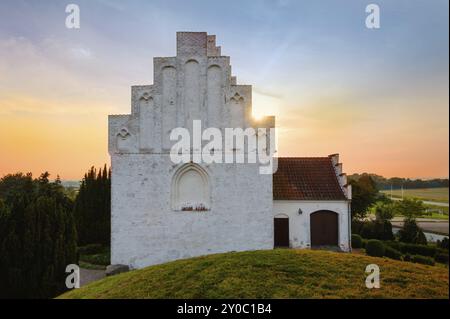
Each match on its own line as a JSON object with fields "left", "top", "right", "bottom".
{"left": 252, "top": 91, "right": 280, "bottom": 121}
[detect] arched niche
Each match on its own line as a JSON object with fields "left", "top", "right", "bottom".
{"left": 184, "top": 60, "right": 200, "bottom": 125}
{"left": 207, "top": 65, "right": 222, "bottom": 126}
{"left": 171, "top": 163, "right": 210, "bottom": 211}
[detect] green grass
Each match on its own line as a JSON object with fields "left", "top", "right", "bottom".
{"left": 58, "top": 249, "right": 448, "bottom": 299}
{"left": 423, "top": 204, "right": 449, "bottom": 218}
{"left": 421, "top": 212, "right": 448, "bottom": 220}
{"left": 381, "top": 187, "right": 449, "bottom": 203}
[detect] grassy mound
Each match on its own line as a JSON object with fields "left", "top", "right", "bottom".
{"left": 59, "top": 249, "right": 448, "bottom": 299}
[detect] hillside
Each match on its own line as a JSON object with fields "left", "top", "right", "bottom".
{"left": 59, "top": 249, "right": 448, "bottom": 299}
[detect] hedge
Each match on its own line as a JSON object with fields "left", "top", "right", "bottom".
{"left": 384, "top": 241, "right": 436, "bottom": 258}
{"left": 384, "top": 246, "right": 402, "bottom": 260}
{"left": 411, "top": 255, "right": 435, "bottom": 266}
{"left": 361, "top": 239, "right": 368, "bottom": 249}
{"left": 366, "top": 240, "right": 385, "bottom": 257}
{"left": 435, "top": 253, "right": 449, "bottom": 264}
{"left": 351, "top": 234, "right": 363, "bottom": 248}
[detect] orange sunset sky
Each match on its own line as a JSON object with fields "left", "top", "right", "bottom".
{"left": 0, "top": 0, "right": 449, "bottom": 180}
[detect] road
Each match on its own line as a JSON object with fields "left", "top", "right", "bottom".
{"left": 390, "top": 197, "right": 449, "bottom": 207}
{"left": 391, "top": 218, "right": 449, "bottom": 236}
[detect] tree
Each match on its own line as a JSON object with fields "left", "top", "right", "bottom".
{"left": 398, "top": 219, "right": 427, "bottom": 245}
{"left": 0, "top": 172, "right": 77, "bottom": 298}
{"left": 393, "top": 198, "right": 427, "bottom": 245}
{"left": 349, "top": 175, "right": 378, "bottom": 220}
{"left": 394, "top": 198, "right": 425, "bottom": 220}
{"left": 370, "top": 202, "right": 395, "bottom": 221}
{"left": 73, "top": 165, "right": 111, "bottom": 246}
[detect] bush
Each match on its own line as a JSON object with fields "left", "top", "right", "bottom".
{"left": 403, "top": 243, "right": 435, "bottom": 257}
{"left": 362, "top": 239, "right": 368, "bottom": 249}
{"left": 366, "top": 240, "right": 385, "bottom": 257}
{"left": 351, "top": 234, "right": 363, "bottom": 248}
{"left": 379, "top": 220, "right": 395, "bottom": 241}
{"left": 384, "top": 246, "right": 402, "bottom": 260}
{"left": 411, "top": 255, "right": 435, "bottom": 266}
{"left": 351, "top": 220, "right": 365, "bottom": 236}
{"left": 79, "top": 250, "right": 110, "bottom": 266}
{"left": 398, "top": 219, "right": 427, "bottom": 245}
{"left": 406, "top": 244, "right": 436, "bottom": 257}
{"left": 437, "top": 237, "right": 449, "bottom": 250}
{"left": 385, "top": 241, "right": 437, "bottom": 257}
{"left": 435, "top": 253, "right": 449, "bottom": 264}
{"left": 384, "top": 240, "right": 401, "bottom": 251}
{"left": 360, "top": 220, "right": 394, "bottom": 241}
{"left": 77, "top": 244, "right": 105, "bottom": 255}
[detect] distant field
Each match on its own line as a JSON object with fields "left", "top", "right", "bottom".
{"left": 381, "top": 187, "right": 449, "bottom": 203}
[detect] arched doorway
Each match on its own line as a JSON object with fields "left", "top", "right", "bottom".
{"left": 274, "top": 215, "right": 289, "bottom": 248}
{"left": 310, "top": 211, "right": 338, "bottom": 246}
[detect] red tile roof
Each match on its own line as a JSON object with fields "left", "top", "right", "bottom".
{"left": 273, "top": 157, "right": 347, "bottom": 201}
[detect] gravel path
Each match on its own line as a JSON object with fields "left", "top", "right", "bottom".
{"left": 80, "top": 268, "right": 106, "bottom": 287}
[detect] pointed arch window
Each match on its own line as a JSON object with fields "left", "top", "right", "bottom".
{"left": 171, "top": 163, "right": 210, "bottom": 211}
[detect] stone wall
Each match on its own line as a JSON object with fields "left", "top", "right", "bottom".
{"left": 108, "top": 32, "right": 275, "bottom": 268}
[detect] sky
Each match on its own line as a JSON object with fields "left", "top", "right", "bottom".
{"left": 0, "top": 0, "right": 448, "bottom": 180}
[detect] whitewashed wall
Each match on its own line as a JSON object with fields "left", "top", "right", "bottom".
{"left": 273, "top": 200, "right": 351, "bottom": 251}
{"left": 108, "top": 32, "right": 275, "bottom": 268}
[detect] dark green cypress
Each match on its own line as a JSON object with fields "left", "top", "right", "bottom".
{"left": 73, "top": 165, "right": 111, "bottom": 246}
{"left": 0, "top": 172, "right": 78, "bottom": 298}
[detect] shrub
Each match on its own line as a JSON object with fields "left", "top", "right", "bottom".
{"left": 77, "top": 244, "right": 105, "bottom": 255}
{"left": 360, "top": 222, "right": 375, "bottom": 239}
{"left": 365, "top": 240, "right": 385, "bottom": 257}
{"left": 408, "top": 244, "right": 436, "bottom": 257}
{"left": 384, "top": 240, "right": 401, "bottom": 251}
{"left": 79, "top": 250, "right": 110, "bottom": 266}
{"left": 435, "top": 253, "right": 449, "bottom": 264}
{"left": 351, "top": 234, "right": 363, "bottom": 248}
{"left": 360, "top": 220, "right": 394, "bottom": 241}
{"left": 403, "top": 243, "right": 435, "bottom": 257}
{"left": 437, "top": 237, "right": 449, "bottom": 250}
{"left": 384, "top": 241, "right": 438, "bottom": 258}
{"left": 362, "top": 239, "right": 368, "bottom": 249}
{"left": 351, "top": 220, "right": 365, "bottom": 235}
{"left": 384, "top": 246, "right": 402, "bottom": 260}
{"left": 398, "top": 219, "right": 427, "bottom": 245}
{"left": 411, "top": 255, "right": 435, "bottom": 266}
{"left": 379, "top": 220, "right": 395, "bottom": 241}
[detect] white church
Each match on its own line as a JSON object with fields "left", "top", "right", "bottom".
{"left": 108, "top": 32, "right": 352, "bottom": 269}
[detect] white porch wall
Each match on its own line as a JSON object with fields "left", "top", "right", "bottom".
{"left": 273, "top": 200, "right": 351, "bottom": 251}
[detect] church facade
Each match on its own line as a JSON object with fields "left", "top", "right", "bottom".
{"left": 108, "top": 32, "right": 351, "bottom": 269}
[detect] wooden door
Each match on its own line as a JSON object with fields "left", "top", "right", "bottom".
{"left": 274, "top": 218, "right": 289, "bottom": 247}
{"left": 310, "top": 211, "right": 338, "bottom": 246}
